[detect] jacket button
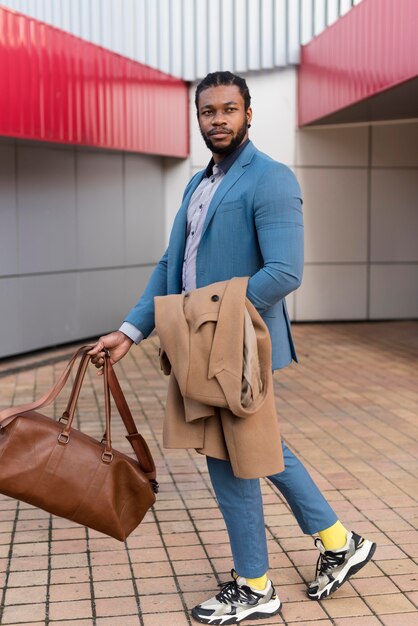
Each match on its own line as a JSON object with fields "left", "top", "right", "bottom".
{"left": 211, "top": 295, "right": 219, "bottom": 302}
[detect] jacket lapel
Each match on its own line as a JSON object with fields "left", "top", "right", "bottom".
{"left": 201, "top": 141, "right": 257, "bottom": 240}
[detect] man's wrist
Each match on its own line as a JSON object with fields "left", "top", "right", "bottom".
{"left": 118, "top": 322, "right": 144, "bottom": 345}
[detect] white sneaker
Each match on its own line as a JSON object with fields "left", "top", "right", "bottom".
{"left": 307, "top": 530, "right": 377, "bottom": 600}
{"left": 191, "top": 569, "right": 281, "bottom": 624}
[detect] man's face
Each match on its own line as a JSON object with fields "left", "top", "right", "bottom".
{"left": 197, "top": 85, "right": 252, "bottom": 158}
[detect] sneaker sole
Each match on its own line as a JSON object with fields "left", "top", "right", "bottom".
{"left": 307, "top": 540, "right": 377, "bottom": 601}
{"left": 191, "top": 597, "right": 281, "bottom": 624}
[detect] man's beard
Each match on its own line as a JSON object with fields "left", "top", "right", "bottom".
{"left": 200, "top": 118, "right": 248, "bottom": 156}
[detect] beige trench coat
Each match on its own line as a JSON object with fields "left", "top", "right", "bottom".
{"left": 154, "top": 277, "right": 284, "bottom": 478}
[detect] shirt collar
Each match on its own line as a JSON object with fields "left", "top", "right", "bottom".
{"left": 204, "top": 138, "right": 250, "bottom": 178}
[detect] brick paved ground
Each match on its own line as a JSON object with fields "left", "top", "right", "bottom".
{"left": 0, "top": 321, "right": 417, "bottom": 626}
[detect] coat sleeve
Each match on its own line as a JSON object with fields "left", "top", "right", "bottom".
{"left": 246, "top": 163, "right": 304, "bottom": 313}
{"left": 122, "top": 170, "right": 204, "bottom": 337}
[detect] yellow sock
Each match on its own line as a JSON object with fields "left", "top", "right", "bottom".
{"left": 319, "top": 520, "right": 349, "bottom": 551}
{"left": 245, "top": 574, "right": 268, "bottom": 591}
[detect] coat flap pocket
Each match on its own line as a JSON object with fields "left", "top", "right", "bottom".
{"left": 192, "top": 311, "right": 219, "bottom": 332}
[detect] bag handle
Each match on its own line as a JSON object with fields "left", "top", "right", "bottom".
{"left": 0, "top": 345, "right": 92, "bottom": 427}
{"left": 59, "top": 349, "right": 157, "bottom": 482}
{"left": 0, "top": 346, "right": 157, "bottom": 485}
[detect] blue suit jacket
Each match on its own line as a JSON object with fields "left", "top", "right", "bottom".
{"left": 125, "top": 141, "right": 304, "bottom": 370}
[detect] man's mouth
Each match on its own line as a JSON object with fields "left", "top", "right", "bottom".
{"left": 208, "top": 130, "right": 232, "bottom": 137}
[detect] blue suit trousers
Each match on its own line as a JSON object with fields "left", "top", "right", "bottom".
{"left": 207, "top": 441, "right": 338, "bottom": 578}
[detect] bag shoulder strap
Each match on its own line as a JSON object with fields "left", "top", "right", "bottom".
{"left": 106, "top": 361, "right": 157, "bottom": 481}
{"left": 0, "top": 345, "right": 91, "bottom": 428}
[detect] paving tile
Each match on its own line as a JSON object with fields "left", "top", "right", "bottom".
{"left": 138, "top": 576, "right": 179, "bottom": 595}
{"left": 1, "top": 323, "right": 418, "bottom": 625}
{"left": 4, "top": 586, "right": 47, "bottom": 605}
{"left": 49, "top": 583, "right": 91, "bottom": 602}
{"left": 142, "top": 613, "right": 189, "bottom": 626}
{"left": 281, "top": 599, "right": 328, "bottom": 621}
{"left": 96, "top": 618, "right": 140, "bottom": 626}
{"left": 333, "top": 617, "right": 382, "bottom": 625}
{"left": 49, "top": 621, "right": 94, "bottom": 626}
{"left": 365, "top": 593, "right": 417, "bottom": 615}
{"left": 1, "top": 602, "right": 46, "bottom": 623}
{"left": 94, "top": 596, "right": 138, "bottom": 617}
{"left": 140, "top": 592, "right": 184, "bottom": 613}
{"left": 378, "top": 559, "right": 418, "bottom": 576}
{"left": 320, "top": 596, "right": 372, "bottom": 619}
{"left": 389, "top": 574, "right": 418, "bottom": 592}
{"left": 48, "top": 600, "right": 93, "bottom": 621}
{"left": 380, "top": 613, "right": 418, "bottom": 625}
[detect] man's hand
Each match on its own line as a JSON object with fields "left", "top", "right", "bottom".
{"left": 88, "top": 331, "right": 133, "bottom": 374}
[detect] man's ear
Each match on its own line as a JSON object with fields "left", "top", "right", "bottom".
{"left": 246, "top": 107, "right": 253, "bottom": 126}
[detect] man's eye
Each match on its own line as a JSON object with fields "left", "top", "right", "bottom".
{"left": 226, "top": 108, "right": 236, "bottom": 112}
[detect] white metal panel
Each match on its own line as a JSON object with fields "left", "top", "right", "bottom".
{"left": 208, "top": 0, "right": 221, "bottom": 73}
{"left": 314, "top": 0, "right": 327, "bottom": 36}
{"left": 274, "top": 0, "right": 287, "bottom": 66}
{"left": 247, "top": 0, "right": 261, "bottom": 70}
{"left": 123, "top": 0, "right": 136, "bottom": 60}
{"left": 159, "top": 0, "right": 171, "bottom": 74}
{"left": 61, "top": 0, "right": 72, "bottom": 36}
{"left": 182, "top": 0, "right": 196, "bottom": 81}
{"left": 136, "top": 0, "right": 147, "bottom": 62}
{"left": 300, "top": 0, "right": 314, "bottom": 45}
{"left": 234, "top": 0, "right": 248, "bottom": 72}
{"left": 340, "top": 0, "right": 354, "bottom": 15}
{"left": 170, "top": 0, "right": 183, "bottom": 77}
{"left": 147, "top": 0, "right": 159, "bottom": 69}
{"left": 287, "top": 0, "right": 300, "bottom": 64}
{"left": 261, "top": 0, "right": 274, "bottom": 68}
{"left": 195, "top": 0, "right": 208, "bottom": 78}
{"left": 1, "top": 0, "right": 363, "bottom": 80}
{"left": 327, "top": 0, "right": 340, "bottom": 26}
{"left": 100, "top": 0, "right": 113, "bottom": 52}
{"left": 112, "top": 0, "right": 126, "bottom": 57}
{"left": 221, "top": 0, "right": 234, "bottom": 71}
{"left": 79, "top": 0, "right": 91, "bottom": 41}
{"left": 70, "top": 0, "right": 82, "bottom": 39}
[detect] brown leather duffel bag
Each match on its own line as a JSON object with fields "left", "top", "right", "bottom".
{"left": 0, "top": 346, "right": 158, "bottom": 541}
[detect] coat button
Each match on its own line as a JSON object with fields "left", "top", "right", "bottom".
{"left": 211, "top": 295, "right": 219, "bottom": 302}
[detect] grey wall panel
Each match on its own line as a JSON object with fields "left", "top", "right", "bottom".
{"left": 370, "top": 264, "right": 418, "bottom": 319}
{"left": 78, "top": 266, "right": 154, "bottom": 338}
{"left": 123, "top": 265, "right": 156, "bottom": 321}
{"left": 0, "top": 142, "right": 18, "bottom": 276}
{"left": 0, "top": 279, "right": 22, "bottom": 357}
{"left": 370, "top": 170, "right": 418, "bottom": 263}
{"left": 76, "top": 151, "right": 124, "bottom": 269}
{"left": 0, "top": 138, "right": 166, "bottom": 357}
{"left": 299, "top": 168, "right": 368, "bottom": 263}
{"left": 17, "top": 146, "right": 77, "bottom": 274}
{"left": 124, "top": 154, "right": 165, "bottom": 266}
{"left": 296, "top": 264, "right": 368, "bottom": 321}
{"left": 19, "top": 272, "right": 79, "bottom": 353}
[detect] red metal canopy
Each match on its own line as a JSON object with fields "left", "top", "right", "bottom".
{"left": 0, "top": 6, "right": 189, "bottom": 156}
{"left": 298, "top": 0, "right": 418, "bottom": 126}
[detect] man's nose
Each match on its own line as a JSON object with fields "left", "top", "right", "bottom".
{"left": 212, "top": 111, "right": 227, "bottom": 125}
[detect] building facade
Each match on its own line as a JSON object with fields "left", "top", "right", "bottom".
{"left": 0, "top": 0, "right": 417, "bottom": 358}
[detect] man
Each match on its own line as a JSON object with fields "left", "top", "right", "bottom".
{"left": 89, "top": 71, "right": 376, "bottom": 624}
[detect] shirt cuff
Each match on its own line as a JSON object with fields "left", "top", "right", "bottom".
{"left": 119, "top": 322, "right": 144, "bottom": 345}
